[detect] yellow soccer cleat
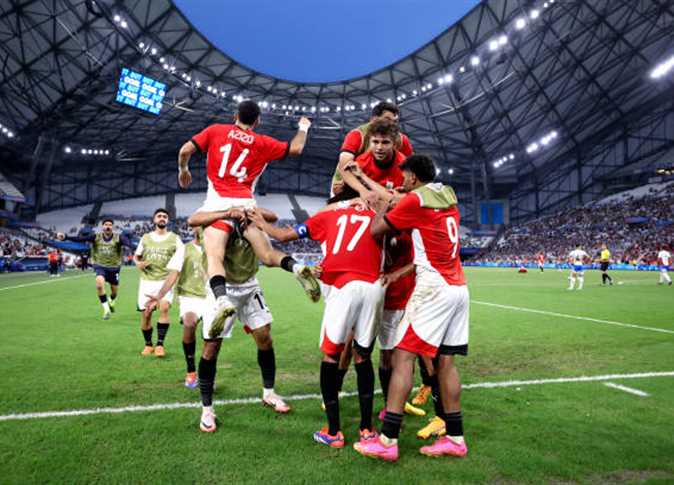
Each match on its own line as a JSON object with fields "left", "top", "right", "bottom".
{"left": 417, "top": 416, "right": 446, "bottom": 440}
{"left": 404, "top": 401, "right": 426, "bottom": 417}
{"left": 140, "top": 345, "right": 154, "bottom": 356}
{"left": 154, "top": 345, "right": 166, "bottom": 358}
{"left": 411, "top": 385, "right": 432, "bottom": 406}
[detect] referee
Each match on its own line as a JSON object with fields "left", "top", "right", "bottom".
{"left": 599, "top": 243, "right": 613, "bottom": 285}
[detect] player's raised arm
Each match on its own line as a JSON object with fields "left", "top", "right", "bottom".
{"left": 177, "top": 140, "right": 197, "bottom": 188}
{"left": 287, "top": 117, "right": 312, "bottom": 157}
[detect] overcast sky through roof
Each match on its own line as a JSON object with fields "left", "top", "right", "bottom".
{"left": 174, "top": 0, "right": 479, "bottom": 83}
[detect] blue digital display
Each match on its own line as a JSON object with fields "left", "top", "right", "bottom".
{"left": 115, "top": 68, "right": 166, "bottom": 115}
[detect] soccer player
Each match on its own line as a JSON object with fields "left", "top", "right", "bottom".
{"left": 47, "top": 249, "right": 59, "bottom": 277}
{"left": 599, "top": 244, "right": 613, "bottom": 285}
{"left": 657, "top": 245, "right": 672, "bottom": 286}
{"left": 332, "top": 101, "right": 413, "bottom": 196}
{"left": 58, "top": 218, "right": 135, "bottom": 319}
{"left": 356, "top": 154, "right": 470, "bottom": 462}
{"left": 177, "top": 100, "right": 320, "bottom": 336}
{"left": 537, "top": 253, "right": 545, "bottom": 273}
{"left": 568, "top": 245, "right": 590, "bottom": 290}
{"left": 250, "top": 189, "right": 385, "bottom": 449}
{"left": 135, "top": 208, "right": 185, "bottom": 357}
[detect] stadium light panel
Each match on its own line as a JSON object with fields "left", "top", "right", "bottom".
{"left": 650, "top": 55, "right": 674, "bottom": 79}
{"left": 159, "top": 57, "right": 165, "bottom": 63}
{"left": 386, "top": 98, "right": 392, "bottom": 103}
{"left": 81, "top": 149, "right": 86, "bottom": 154}
{"left": 459, "top": 66, "right": 466, "bottom": 73}
{"left": 515, "top": 18, "right": 526, "bottom": 30}
{"left": 489, "top": 40, "right": 498, "bottom": 51}
{"left": 105, "top": 150, "right": 110, "bottom": 155}
{"left": 139, "top": 42, "right": 144, "bottom": 49}
{"left": 470, "top": 56, "right": 480, "bottom": 66}
{"left": 445, "top": 74, "right": 453, "bottom": 83}
{"left": 113, "top": 15, "right": 121, "bottom": 22}
{"left": 64, "top": 147, "right": 71, "bottom": 153}
{"left": 449, "top": 168, "right": 454, "bottom": 175}
{"left": 151, "top": 48, "right": 157, "bottom": 55}
{"left": 509, "top": 154, "right": 515, "bottom": 160}
{"left": 162, "top": 64, "right": 169, "bottom": 70}
{"left": 412, "top": 90, "right": 418, "bottom": 96}
{"left": 120, "top": 21, "right": 127, "bottom": 29}
{"left": 6, "top": 132, "right": 11, "bottom": 138}
{"left": 336, "top": 106, "right": 341, "bottom": 112}
{"left": 272, "top": 104, "right": 276, "bottom": 109}
{"left": 530, "top": 9, "right": 540, "bottom": 19}
{"left": 426, "top": 83, "right": 432, "bottom": 89}
{"left": 499, "top": 35, "right": 508, "bottom": 46}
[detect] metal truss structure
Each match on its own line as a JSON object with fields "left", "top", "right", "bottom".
{"left": 1, "top": 0, "right": 673, "bottom": 223}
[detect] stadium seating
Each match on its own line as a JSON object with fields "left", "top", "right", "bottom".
{"left": 36, "top": 205, "right": 94, "bottom": 233}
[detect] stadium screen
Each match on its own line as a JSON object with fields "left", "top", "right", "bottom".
{"left": 115, "top": 68, "right": 166, "bottom": 115}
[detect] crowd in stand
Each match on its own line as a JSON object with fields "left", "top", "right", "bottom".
{"left": 0, "top": 230, "right": 47, "bottom": 257}
{"left": 478, "top": 182, "right": 674, "bottom": 265}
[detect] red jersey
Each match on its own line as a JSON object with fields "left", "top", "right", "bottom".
{"left": 357, "top": 150, "right": 406, "bottom": 190}
{"left": 191, "top": 124, "right": 289, "bottom": 198}
{"left": 385, "top": 186, "right": 465, "bottom": 286}
{"left": 384, "top": 232, "right": 415, "bottom": 310}
{"left": 48, "top": 251, "right": 58, "bottom": 263}
{"left": 538, "top": 254, "right": 545, "bottom": 264}
{"left": 304, "top": 203, "right": 383, "bottom": 289}
{"left": 341, "top": 127, "right": 413, "bottom": 158}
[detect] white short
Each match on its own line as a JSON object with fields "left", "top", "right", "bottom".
{"left": 201, "top": 279, "right": 272, "bottom": 339}
{"left": 197, "top": 182, "right": 257, "bottom": 213}
{"left": 179, "top": 295, "right": 207, "bottom": 320}
{"left": 394, "top": 268, "right": 469, "bottom": 357}
{"left": 137, "top": 279, "right": 174, "bottom": 311}
{"left": 319, "top": 279, "right": 385, "bottom": 354}
{"left": 379, "top": 309, "right": 405, "bottom": 350}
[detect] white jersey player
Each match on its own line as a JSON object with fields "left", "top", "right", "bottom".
{"left": 657, "top": 247, "right": 672, "bottom": 286}
{"left": 568, "top": 246, "right": 589, "bottom": 290}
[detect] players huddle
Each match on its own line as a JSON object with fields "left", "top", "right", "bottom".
{"left": 64, "top": 100, "right": 469, "bottom": 463}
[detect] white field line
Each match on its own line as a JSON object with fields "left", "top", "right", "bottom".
{"left": 603, "top": 382, "right": 650, "bottom": 397}
{"left": 0, "top": 370, "right": 672, "bottom": 423}
{"left": 472, "top": 300, "right": 674, "bottom": 335}
{"left": 0, "top": 273, "right": 89, "bottom": 292}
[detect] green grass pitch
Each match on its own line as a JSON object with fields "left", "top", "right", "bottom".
{"left": 1, "top": 266, "right": 673, "bottom": 484}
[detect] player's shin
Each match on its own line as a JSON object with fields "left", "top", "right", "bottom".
{"left": 257, "top": 347, "right": 276, "bottom": 396}
{"left": 198, "top": 355, "right": 218, "bottom": 407}
{"left": 320, "top": 360, "right": 341, "bottom": 435}
{"left": 355, "top": 358, "right": 375, "bottom": 431}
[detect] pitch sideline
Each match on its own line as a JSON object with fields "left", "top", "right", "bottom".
{"left": 1, "top": 370, "right": 672, "bottom": 423}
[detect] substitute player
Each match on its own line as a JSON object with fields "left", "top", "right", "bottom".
{"left": 59, "top": 218, "right": 135, "bottom": 319}
{"left": 599, "top": 244, "right": 613, "bottom": 286}
{"left": 332, "top": 101, "right": 413, "bottom": 196}
{"left": 537, "top": 253, "right": 545, "bottom": 273}
{"left": 177, "top": 100, "right": 319, "bottom": 335}
{"left": 356, "top": 154, "right": 469, "bottom": 462}
{"left": 135, "top": 208, "right": 185, "bottom": 357}
{"left": 657, "top": 246, "right": 672, "bottom": 286}
{"left": 568, "top": 245, "right": 590, "bottom": 290}
{"left": 250, "top": 189, "right": 385, "bottom": 449}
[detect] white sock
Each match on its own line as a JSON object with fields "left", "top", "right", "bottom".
{"left": 292, "top": 263, "right": 303, "bottom": 275}
{"left": 202, "top": 405, "right": 214, "bottom": 414}
{"left": 578, "top": 276, "right": 584, "bottom": 289}
{"left": 449, "top": 435, "right": 465, "bottom": 444}
{"left": 568, "top": 276, "right": 575, "bottom": 289}
{"left": 665, "top": 273, "right": 672, "bottom": 283}
{"left": 102, "top": 301, "right": 111, "bottom": 312}
{"left": 263, "top": 388, "right": 275, "bottom": 399}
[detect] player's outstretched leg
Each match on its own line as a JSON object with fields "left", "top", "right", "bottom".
{"left": 198, "top": 340, "right": 221, "bottom": 433}
{"left": 95, "top": 275, "right": 111, "bottom": 320}
{"left": 109, "top": 284, "right": 119, "bottom": 312}
{"left": 243, "top": 226, "right": 321, "bottom": 302}
{"left": 420, "top": 355, "right": 467, "bottom": 458}
{"left": 252, "top": 326, "right": 290, "bottom": 413}
{"left": 182, "top": 312, "right": 199, "bottom": 389}
{"left": 203, "top": 226, "right": 236, "bottom": 337}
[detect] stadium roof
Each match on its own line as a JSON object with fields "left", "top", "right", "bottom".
{"left": 1, "top": 0, "right": 673, "bottom": 221}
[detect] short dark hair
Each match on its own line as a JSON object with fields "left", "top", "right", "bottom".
{"left": 399, "top": 154, "right": 436, "bottom": 183}
{"left": 327, "top": 186, "right": 360, "bottom": 205}
{"left": 101, "top": 218, "right": 114, "bottom": 225}
{"left": 238, "top": 100, "right": 261, "bottom": 125}
{"left": 367, "top": 118, "right": 400, "bottom": 141}
{"left": 153, "top": 208, "right": 169, "bottom": 218}
{"left": 371, "top": 101, "right": 399, "bottom": 118}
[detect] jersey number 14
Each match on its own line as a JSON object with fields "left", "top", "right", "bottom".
{"left": 218, "top": 143, "right": 249, "bottom": 182}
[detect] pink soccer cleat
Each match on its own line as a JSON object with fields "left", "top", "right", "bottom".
{"left": 419, "top": 436, "right": 468, "bottom": 458}
{"left": 378, "top": 409, "right": 386, "bottom": 422}
{"left": 353, "top": 436, "right": 399, "bottom": 462}
{"left": 262, "top": 393, "right": 291, "bottom": 414}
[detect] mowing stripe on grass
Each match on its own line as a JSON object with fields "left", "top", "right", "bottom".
{"left": 603, "top": 382, "right": 650, "bottom": 397}
{"left": 0, "top": 273, "right": 89, "bottom": 292}
{"left": 473, "top": 300, "right": 674, "bottom": 335}
{"left": 0, "top": 370, "right": 672, "bottom": 423}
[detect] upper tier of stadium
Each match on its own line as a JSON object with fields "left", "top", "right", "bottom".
{"left": 1, "top": 0, "right": 673, "bottom": 227}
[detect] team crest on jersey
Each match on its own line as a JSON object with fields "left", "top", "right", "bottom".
{"left": 228, "top": 130, "right": 254, "bottom": 144}
{"left": 385, "top": 181, "right": 394, "bottom": 189}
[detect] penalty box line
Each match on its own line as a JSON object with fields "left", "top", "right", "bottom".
{"left": 472, "top": 300, "right": 674, "bottom": 335}
{"left": 0, "top": 370, "right": 672, "bottom": 423}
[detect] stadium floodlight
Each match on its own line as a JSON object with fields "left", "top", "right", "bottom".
{"left": 139, "top": 42, "right": 145, "bottom": 49}
{"left": 386, "top": 98, "right": 392, "bottom": 103}
{"left": 361, "top": 103, "right": 367, "bottom": 110}
{"left": 272, "top": 103, "right": 276, "bottom": 109}
{"left": 544, "top": 2, "right": 549, "bottom": 7}
{"left": 336, "top": 106, "right": 341, "bottom": 112}
{"left": 6, "top": 132, "right": 11, "bottom": 138}
{"left": 120, "top": 21, "right": 128, "bottom": 29}
{"left": 459, "top": 66, "right": 466, "bottom": 73}
{"left": 499, "top": 35, "right": 508, "bottom": 46}
{"left": 444, "top": 74, "right": 453, "bottom": 83}
{"left": 93, "top": 150, "right": 99, "bottom": 155}
{"left": 1, "top": 127, "right": 6, "bottom": 133}
{"left": 105, "top": 150, "right": 110, "bottom": 155}
{"left": 489, "top": 40, "right": 499, "bottom": 51}
{"left": 412, "top": 90, "right": 418, "bottom": 96}
{"left": 81, "top": 149, "right": 86, "bottom": 154}
{"left": 220, "top": 92, "right": 226, "bottom": 97}
{"left": 526, "top": 142, "right": 539, "bottom": 153}
{"left": 195, "top": 80, "right": 201, "bottom": 87}
{"left": 87, "top": 149, "right": 93, "bottom": 155}
{"left": 438, "top": 76, "right": 445, "bottom": 85}
{"left": 311, "top": 106, "right": 316, "bottom": 113}
{"left": 64, "top": 146, "right": 71, "bottom": 154}
{"left": 163, "top": 63, "right": 169, "bottom": 70}
{"left": 650, "top": 55, "right": 674, "bottom": 79}
{"left": 159, "top": 57, "right": 165, "bottom": 63}
{"left": 282, "top": 105, "right": 287, "bottom": 110}
{"left": 426, "top": 83, "right": 432, "bottom": 89}
{"left": 449, "top": 168, "right": 454, "bottom": 175}
{"left": 113, "top": 15, "right": 121, "bottom": 22}
{"left": 186, "top": 76, "right": 191, "bottom": 82}
{"left": 530, "top": 9, "right": 539, "bottom": 19}
{"left": 421, "top": 86, "right": 427, "bottom": 92}
{"left": 509, "top": 153, "right": 515, "bottom": 160}
{"left": 470, "top": 56, "right": 480, "bottom": 66}
{"left": 515, "top": 17, "right": 526, "bottom": 30}
{"left": 151, "top": 48, "right": 157, "bottom": 55}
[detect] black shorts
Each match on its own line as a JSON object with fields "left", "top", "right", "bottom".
{"left": 600, "top": 262, "right": 609, "bottom": 272}
{"left": 94, "top": 265, "right": 120, "bottom": 285}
